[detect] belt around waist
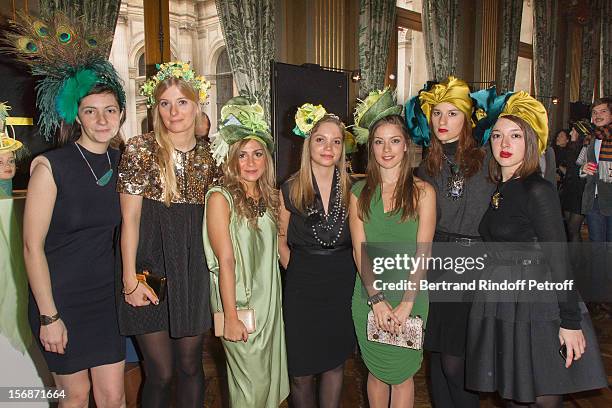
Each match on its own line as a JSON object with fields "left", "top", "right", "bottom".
{"left": 434, "top": 230, "right": 483, "bottom": 245}
{"left": 491, "top": 258, "right": 547, "bottom": 266}
{"left": 292, "top": 245, "right": 352, "bottom": 256}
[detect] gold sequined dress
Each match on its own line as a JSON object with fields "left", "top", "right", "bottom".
{"left": 116, "top": 133, "right": 218, "bottom": 337}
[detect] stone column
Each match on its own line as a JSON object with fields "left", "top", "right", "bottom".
{"left": 110, "top": 12, "right": 136, "bottom": 140}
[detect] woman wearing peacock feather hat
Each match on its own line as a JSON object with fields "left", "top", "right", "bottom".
{"left": 349, "top": 87, "right": 436, "bottom": 407}
{"left": 203, "top": 96, "right": 290, "bottom": 407}
{"left": 5, "top": 12, "right": 127, "bottom": 407}
{"left": 279, "top": 103, "right": 356, "bottom": 407}
{"left": 403, "top": 76, "right": 496, "bottom": 408}
{"left": 116, "top": 60, "right": 215, "bottom": 407}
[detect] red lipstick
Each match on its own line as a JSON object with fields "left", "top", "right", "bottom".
{"left": 500, "top": 151, "right": 512, "bottom": 158}
{"left": 438, "top": 128, "right": 448, "bottom": 133}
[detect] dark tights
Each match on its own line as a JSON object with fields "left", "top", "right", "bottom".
{"left": 290, "top": 363, "right": 344, "bottom": 408}
{"left": 429, "top": 352, "right": 479, "bottom": 408}
{"left": 136, "top": 331, "right": 205, "bottom": 408}
{"left": 564, "top": 211, "right": 584, "bottom": 243}
{"left": 506, "top": 395, "right": 563, "bottom": 408}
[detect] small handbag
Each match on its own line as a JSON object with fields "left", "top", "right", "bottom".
{"left": 213, "top": 309, "right": 256, "bottom": 337}
{"left": 136, "top": 270, "right": 167, "bottom": 302}
{"left": 366, "top": 311, "right": 424, "bottom": 350}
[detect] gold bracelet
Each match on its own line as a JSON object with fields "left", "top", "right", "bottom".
{"left": 122, "top": 280, "right": 139, "bottom": 295}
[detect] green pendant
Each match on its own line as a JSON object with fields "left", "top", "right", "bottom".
{"left": 96, "top": 169, "right": 113, "bottom": 186}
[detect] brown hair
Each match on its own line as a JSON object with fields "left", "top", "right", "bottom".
{"left": 58, "top": 84, "right": 125, "bottom": 149}
{"left": 591, "top": 97, "right": 611, "bottom": 113}
{"left": 221, "top": 138, "right": 279, "bottom": 228}
{"left": 489, "top": 115, "right": 540, "bottom": 181}
{"left": 152, "top": 77, "right": 204, "bottom": 206}
{"left": 288, "top": 116, "right": 350, "bottom": 213}
{"left": 357, "top": 115, "right": 420, "bottom": 222}
{"left": 423, "top": 112, "right": 485, "bottom": 178}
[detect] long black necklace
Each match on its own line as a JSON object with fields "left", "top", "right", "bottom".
{"left": 306, "top": 168, "right": 346, "bottom": 248}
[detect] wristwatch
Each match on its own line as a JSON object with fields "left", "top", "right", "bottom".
{"left": 39, "top": 313, "right": 60, "bottom": 326}
{"left": 367, "top": 292, "right": 385, "bottom": 306}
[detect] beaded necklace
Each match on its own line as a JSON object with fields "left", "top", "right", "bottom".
{"left": 306, "top": 167, "right": 346, "bottom": 248}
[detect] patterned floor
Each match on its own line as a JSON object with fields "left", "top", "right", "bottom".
{"left": 124, "top": 311, "right": 611, "bottom": 407}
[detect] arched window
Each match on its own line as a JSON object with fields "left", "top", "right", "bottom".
{"left": 216, "top": 48, "right": 233, "bottom": 122}
{"left": 138, "top": 52, "right": 146, "bottom": 77}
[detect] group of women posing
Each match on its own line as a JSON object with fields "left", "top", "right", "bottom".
{"left": 21, "top": 52, "right": 607, "bottom": 408}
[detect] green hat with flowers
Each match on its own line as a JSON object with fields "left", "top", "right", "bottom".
{"left": 352, "top": 87, "right": 403, "bottom": 145}
{"left": 140, "top": 61, "right": 211, "bottom": 108}
{"left": 210, "top": 96, "right": 273, "bottom": 166}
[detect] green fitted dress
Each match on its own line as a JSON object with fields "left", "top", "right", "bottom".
{"left": 351, "top": 181, "right": 429, "bottom": 384}
{"left": 203, "top": 186, "right": 289, "bottom": 407}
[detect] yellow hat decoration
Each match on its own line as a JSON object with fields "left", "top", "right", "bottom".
{"left": 418, "top": 76, "right": 474, "bottom": 126}
{"left": 499, "top": 91, "right": 549, "bottom": 154}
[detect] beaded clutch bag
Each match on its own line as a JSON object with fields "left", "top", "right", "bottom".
{"left": 366, "top": 311, "right": 424, "bottom": 350}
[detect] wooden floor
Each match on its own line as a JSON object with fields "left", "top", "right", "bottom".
{"left": 124, "top": 314, "right": 612, "bottom": 407}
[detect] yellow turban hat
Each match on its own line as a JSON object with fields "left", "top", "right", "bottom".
{"left": 418, "top": 76, "right": 473, "bottom": 126}
{"left": 499, "top": 91, "right": 549, "bottom": 154}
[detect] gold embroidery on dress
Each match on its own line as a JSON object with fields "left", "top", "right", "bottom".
{"left": 117, "top": 133, "right": 219, "bottom": 204}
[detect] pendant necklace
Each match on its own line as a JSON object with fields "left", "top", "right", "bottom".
{"left": 442, "top": 153, "right": 465, "bottom": 200}
{"left": 75, "top": 142, "right": 113, "bottom": 186}
{"left": 246, "top": 196, "right": 267, "bottom": 217}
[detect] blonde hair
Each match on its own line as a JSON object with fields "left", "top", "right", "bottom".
{"left": 289, "top": 116, "right": 350, "bottom": 213}
{"left": 222, "top": 138, "right": 279, "bottom": 228}
{"left": 152, "top": 77, "right": 204, "bottom": 206}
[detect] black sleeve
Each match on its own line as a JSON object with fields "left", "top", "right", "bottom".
{"left": 526, "top": 179, "right": 581, "bottom": 329}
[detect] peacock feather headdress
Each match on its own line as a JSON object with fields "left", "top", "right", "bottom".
{"left": 2, "top": 12, "right": 126, "bottom": 140}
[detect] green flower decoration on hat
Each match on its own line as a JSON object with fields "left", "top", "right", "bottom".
{"left": 210, "top": 96, "right": 273, "bottom": 167}
{"left": 352, "top": 87, "right": 403, "bottom": 145}
{"left": 293, "top": 103, "right": 327, "bottom": 137}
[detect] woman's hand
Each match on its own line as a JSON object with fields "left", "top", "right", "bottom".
{"left": 559, "top": 327, "right": 586, "bottom": 368}
{"left": 392, "top": 302, "right": 414, "bottom": 335}
{"left": 372, "top": 301, "right": 401, "bottom": 333}
{"left": 40, "top": 319, "right": 68, "bottom": 354}
{"left": 224, "top": 317, "right": 249, "bottom": 342}
{"left": 123, "top": 278, "right": 158, "bottom": 307}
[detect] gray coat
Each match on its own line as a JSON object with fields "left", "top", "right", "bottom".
{"left": 579, "top": 139, "right": 612, "bottom": 216}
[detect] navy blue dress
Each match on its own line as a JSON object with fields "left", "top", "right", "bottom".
{"left": 28, "top": 143, "right": 124, "bottom": 374}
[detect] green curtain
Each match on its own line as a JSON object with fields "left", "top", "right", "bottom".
{"left": 533, "top": 0, "right": 558, "bottom": 122}
{"left": 497, "top": 0, "right": 523, "bottom": 93}
{"left": 39, "top": 0, "right": 121, "bottom": 32}
{"left": 422, "top": 0, "right": 459, "bottom": 81}
{"left": 600, "top": 0, "right": 611, "bottom": 96}
{"left": 358, "top": 0, "right": 396, "bottom": 97}
{"left": 215, "top": 0, "right": 275, "bottom": 123}
{"left": 579, "top": 16, "right": 597, "bottom": 104}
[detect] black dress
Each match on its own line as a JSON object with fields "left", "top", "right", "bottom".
{"left": 559, "top": 142, "right": 586, "bottom": 214}
{"left": 116, "top": 133, "right": 216, "bottom": 337}
{"left": 417, "top": 142, "right": 495, "bottom": 357}
{"left": 281, "top": 172, "right": 356, "bottom": 376}
{"left": 466, "top": 173, "right": 607, "bottom": 402}
{"left": 28, "top": 143, "right": 124, "bottom": 375}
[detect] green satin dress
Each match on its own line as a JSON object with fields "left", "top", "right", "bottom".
{"left": 203, "top": 186, "right": 289, "bottom": 407}
{"left": 351, "top": 181, "right": 429, "bottom": 384}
